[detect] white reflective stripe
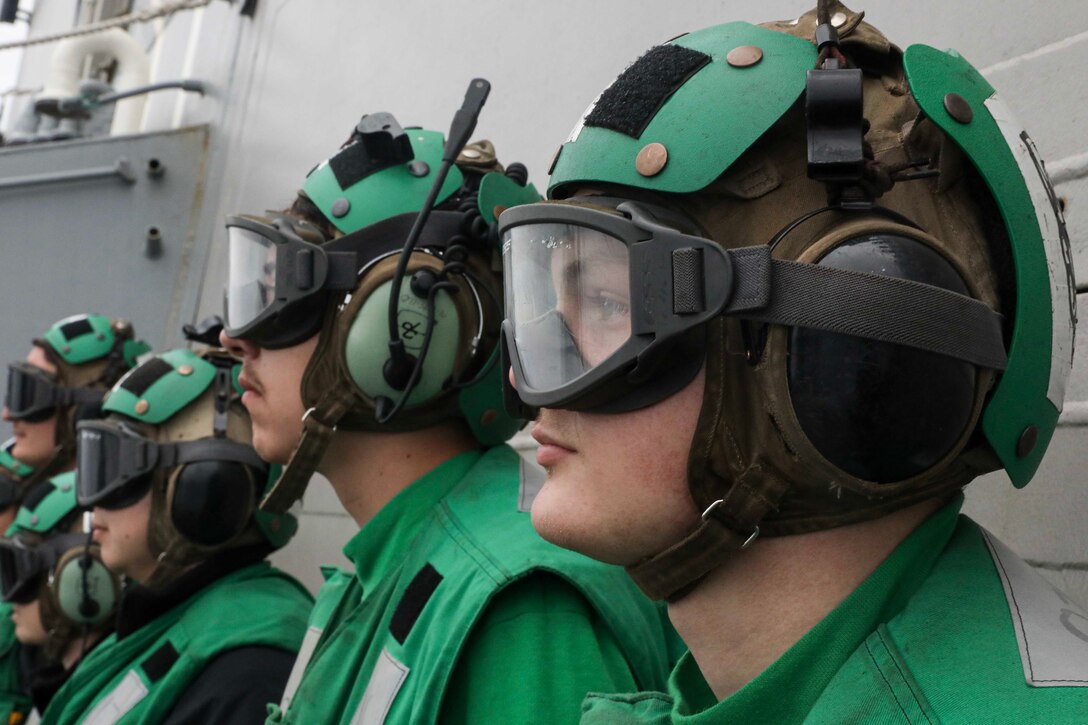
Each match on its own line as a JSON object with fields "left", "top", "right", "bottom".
{"left": 350, "top": 648, "right": 409, "bottom": 725}
{"left": 82, "top": 670, "right": 150, "bottom": 725}
{"left": 985, "top": 95, "right": 1076, "bottom": 410}
{"left": 982, "top": 528, "right": 1088, "bottom": 687}
{"left": 279, "top": 626, "right": 323, "bottom": 710}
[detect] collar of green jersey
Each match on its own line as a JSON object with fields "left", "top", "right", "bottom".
{"left": 343, "top": 450, "right": 483, "bottom": 596}
{"left": 671, "top": 494, "right": 964, "bottom": 723}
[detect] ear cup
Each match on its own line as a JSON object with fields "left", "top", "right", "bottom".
{"left": 787, "top": 233, "right": 977, "bottom": 482}
{"left": 344, "top": 254, "right": 470, "bottom": 407}
{"left": 169, "top": 461, "right": 257, "bottom": 546}
{"left": 52, "top": 546, "right": 118, "bottom": 626}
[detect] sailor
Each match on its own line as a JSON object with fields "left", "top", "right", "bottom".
{"left": 221, "top": 103, "right": 678, "bottom": 723}
{"left": 3, "top": 313, "right": 150, "bottom": 483}
{"left": 0, "top": 313, "right": 146, "bottom": 724}
{"left": 0, "top": 444, "right": 35, "bottom": 723}
{"left": 0, "top": 472, "right": 119, "bottom": 717}
{"left": 500, "top": 2, "right": 1086, "bottom": 721}
{"left": 42, "top": 334, "right": 312, "bottom": 723}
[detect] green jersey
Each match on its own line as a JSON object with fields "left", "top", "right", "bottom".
{"left": 582, "top": 497, "right": 1088, "bottom": 723}
{"left": 0, "top": 602, "right": 30, "bottom": 724}
{"left": 42, "top": 562, "right": 311, "bottom": 724}
{"left": 269, "top": 445, "right": 678, "bottom": 725}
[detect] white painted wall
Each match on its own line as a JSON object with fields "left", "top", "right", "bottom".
{"left": 5, "top": 0, "right": 1087, "bottom": 597}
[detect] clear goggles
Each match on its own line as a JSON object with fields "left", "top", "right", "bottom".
{"left": 223, "top": 211, "right": 465, "bottom": 348}
{"left": 5, "top": 361, "right": 103, "bottom": 422}
{"left": 500, "top": 199, "right": 1009, "bottom": 413}
{"left": 76, "top": 420, "right": 267, "bottom": 510}
{"left": 0, "top": 532, "right": 85, "bottom": 604}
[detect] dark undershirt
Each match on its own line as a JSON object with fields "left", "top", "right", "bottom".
{"left": 162, "top": 645, "right": 295, "bottom": 725}
{"left": 116, "top": 544, "right": 291, "bottom": 723}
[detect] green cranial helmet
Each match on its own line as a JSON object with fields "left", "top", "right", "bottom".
{"left": 224, "top": 105, "right": 542, "bottom": 514}
{"left": 505, "top": 1, "right": 1076, "bottom": 599}
{"left": 77, "top": 346, "right": 294, "bottom": 586}
{"left": 7, "top": 472, "right": 79, "bottom": 538}
{"left": 1, "top": 472, "right": 120, "bottom": 654}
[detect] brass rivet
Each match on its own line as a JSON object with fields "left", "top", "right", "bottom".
{"left": 178, "top": 365, "right": 194, "bottom": 376}
{"left": 269, "top": 519, "right": 281, "bottom": 532}
{"left": 635, "top": 142, "right": 668, "bottom": 177}
{"left": 726, "top": 45, "right": 763, "bottom": 68}
{"left": 1016, "top": 425, "right": 1039, "bottom": 458}
{"left": 30, "top": 515, "right": 38, "bottom": 526}
{"left": 95, "top": 332, "right": 106, "bottom": 340}
{"left": 331, "top": 198, "right": 351, "bottom": 218}
{"left": 135, "top": 400, "right": 150, "bottom": 415}
{"left": 943, "top": 93, "right": 973, "bottom": 124}
{"left": 480, "top": 409, "right": 499, "bottom": 426}
{"left": 493, "top": 205, "right": 507, "bottom": 221}
{"left": 62, "top": 345, "right": 71, "bottom": 354}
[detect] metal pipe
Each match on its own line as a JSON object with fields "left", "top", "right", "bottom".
{"left": 0, "top": 158, "right": 136, "bottom": 190}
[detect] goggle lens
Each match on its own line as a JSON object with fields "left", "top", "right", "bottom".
{"left": 504, "top": 223, "right": 632, "bottom": 392}
{"left": 4, "top": 364, "right": 57, "bottom": 422}
{"left": 225, "top": 226, "right": 280, "bottom": 331}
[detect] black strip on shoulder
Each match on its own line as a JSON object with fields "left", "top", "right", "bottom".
{"left": 119, "top": 358, "right": 174, "bottom": 397}
{"left": 140, "top": 642, "right": 180, "bottom": 683}
{"left": 60, "top": 318, "right": 94, "bottom": 341}
{"left": 389, "top": 563, "right": 443, "bottom": 645}
{"left": 584, "top": 44, "right": 711, "bottom": 139}
{"left": 20, "top": 481, "right": 51, "bottom": 512}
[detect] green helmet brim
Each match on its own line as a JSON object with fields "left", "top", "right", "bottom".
{"left": 904, "top": 45, "right": 1076, "bottom": 487}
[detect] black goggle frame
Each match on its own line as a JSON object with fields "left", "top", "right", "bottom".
{"left": 76, "top": 420, "right": 267, "bottom": 509}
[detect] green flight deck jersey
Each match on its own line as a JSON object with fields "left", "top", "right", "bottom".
{"left": 41, "top": 562, "right": 311, "bottom": 724}
{"left": 0, "top": 602, "right": 29, "bottom": 725}
{"left": 582, "top": 496, "right": 1088, "bottom": 723}
{"left": 268, "top": 445, "right": 677, "bottom": 725}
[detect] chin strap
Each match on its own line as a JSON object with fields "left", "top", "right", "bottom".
{"left": 625, "top": 463, "right": 790, "bottom": 601}
{"left": 258, "top": 392, "right": 352, "bottom": 514}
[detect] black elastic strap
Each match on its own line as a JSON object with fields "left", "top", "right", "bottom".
{"left": 723, "top": 249, "right": 1008, "bottom": 370}
{"left": 389, "top": 564, "right": 443, "bottom": 644}
{"left": 322, "top": 210, "right": 466, "bottom": 291}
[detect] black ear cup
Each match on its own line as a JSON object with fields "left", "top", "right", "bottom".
{"left": 788, "top": 234, "right": 977, "bottom": 482}
{"left": 169, "top": 461, "right": 258, "bottom": 546}
{"left": 53, "top": 546, "right": 117, "bottom": 626}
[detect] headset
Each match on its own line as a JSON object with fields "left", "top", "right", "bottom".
{"left": 48, "top": 530, "right": 118, "bottom": 626}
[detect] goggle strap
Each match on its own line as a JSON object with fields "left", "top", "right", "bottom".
{"left": 625, "top": 463, "right": 790, "bottom": 601}
{"left": 324, "top": 252, "right": 361, "bottom": 290}
{"left": 726, "top": 254, "right": 1007, "bottom": 371}
{"left": 54, "top": 386, "right": 105, "bottom": 407}
{"left": 155, "top": 439, "right": 266, "bottom": 470}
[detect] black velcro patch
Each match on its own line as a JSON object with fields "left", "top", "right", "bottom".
{"left": 140, "top": 642, "right": 179, "bottom": 682}
{"left": 389, "top": 564, "right": 443, "bottom": 644}
{"left": 60, "top": 318, "right": 94, "bottom": 341}
{"left": 119, "top": 358, "right": 174, "bottom": 397}
{"left": 21, "top": 481, "right": 52, "bottom": 512}
{"left": 584, "top": 44, "right": 711, "bottom": 139}
{"left": 329, "top": 143, "right": 399, "bottom": 192}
